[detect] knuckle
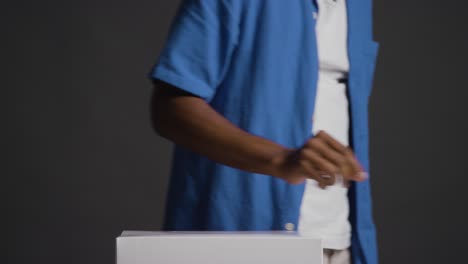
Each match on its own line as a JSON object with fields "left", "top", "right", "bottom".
{"left": 319, "top": 130, "right": 328, "bottom": 137}
{"left": 307, "top": 150, "right": 320, "bottom": 161}
{"left": 301, "top": 159, "right": 317, "bottom": 174}
{"left": 344, "top": 146, "right": 354, "bottom": 155}
{"left": 306, "top": 138, "right": 319, "bottom": 148}
{"left": 335, "top": 155, "right": 347, "bottom": 166}
{"left": 323, "top": 162, "right": 336, "bottom": 173}
{"left": 331, "top": 166, "right": 340, "bottom": 175}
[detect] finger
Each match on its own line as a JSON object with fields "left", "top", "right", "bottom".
{"left": 299, "top": 159, "right": 332, "bottom": 187}
{"left": 315, "top": 130, "right": 349, "bottom": 155}
{"left": 301, "top": 148, "right": 339, "bottom": 180}
{"left": 332, "top": 147, "right": 361, "bottom": 181}
{"left": 341, "top": 148, "right": 368, "bottom": 181}
{"left": 317, "top": 172, "right": 335, "bottom": 187}
{"left": 316, "top": 131, "right": 366, "bottom": 181}
{"left": 305, "top": 137, "right": 352, "bottom": 177}
{"left": 315, "top": 170, "right": 330, "bottom": 189}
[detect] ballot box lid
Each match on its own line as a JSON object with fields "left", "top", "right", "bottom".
{"left": 116, "top": 230, "right": 323, "bottom": 264}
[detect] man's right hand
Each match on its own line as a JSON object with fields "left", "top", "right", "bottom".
{"left": 272, "top": 130, "right": 368, "bottom": 188}
{"left": 152, "top": 81, "right": 367, "bottom": 188}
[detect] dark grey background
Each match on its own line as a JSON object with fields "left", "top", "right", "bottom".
{"left": 4, "top": 0, "right": 468, "bottom": 263}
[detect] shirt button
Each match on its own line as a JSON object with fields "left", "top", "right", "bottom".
{"left": 284, "top": 222, "right": 295, "bottom": 231}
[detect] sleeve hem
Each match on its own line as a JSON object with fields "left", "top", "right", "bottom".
{"left": 149, "top": 67, "right": 216, "bottom": 102}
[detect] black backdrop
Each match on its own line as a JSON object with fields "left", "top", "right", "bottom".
{"left": 5, "top": 1, "right": 468, "bottom": 263}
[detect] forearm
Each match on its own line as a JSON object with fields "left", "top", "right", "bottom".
{"left": 151, "top": 80, "right": 292, "bottom": 178}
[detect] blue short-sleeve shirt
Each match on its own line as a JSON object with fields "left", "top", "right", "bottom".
{"left": 148, "top": 1, "right": 380, "bottom": 263}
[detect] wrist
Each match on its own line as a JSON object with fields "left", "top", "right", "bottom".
{"left": 267, "top": 146, "right": 295, "bottom": 179}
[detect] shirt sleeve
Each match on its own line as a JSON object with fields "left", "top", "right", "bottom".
{"left": 147, "top": 0, "right": 239, "bottom": 102}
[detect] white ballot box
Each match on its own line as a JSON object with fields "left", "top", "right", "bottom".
{"left": 116, "top": 231, "right": 323, "bottom": 264}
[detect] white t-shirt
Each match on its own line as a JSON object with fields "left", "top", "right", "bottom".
{"left": 297, "top": 0, "right": 351, "bottom": 250}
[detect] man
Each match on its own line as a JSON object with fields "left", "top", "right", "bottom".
{"left": 148, "top": 1, "right": 380, "bottom": 264}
